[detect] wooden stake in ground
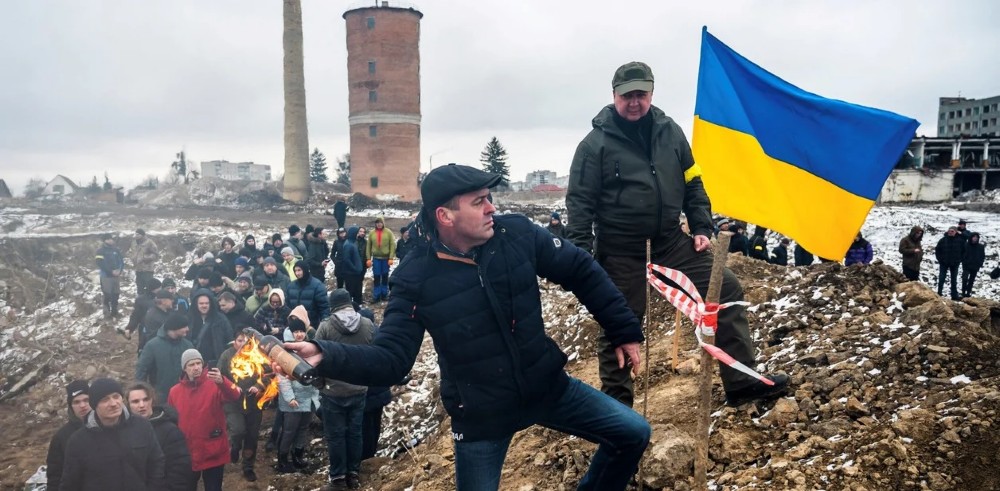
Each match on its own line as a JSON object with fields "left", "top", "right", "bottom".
{"left": 637, "top": 239, "right": 652, "bottom": 489}
{"left": 671, "top": 308, "right": 682, "bottom": 371}
{"left": 694, "top": 231, "right": 732, "bottom": 490}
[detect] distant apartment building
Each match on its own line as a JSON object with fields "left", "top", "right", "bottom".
{"left": 938, "top": 95, "right": 1000, "bottom": 137}
{"left": 525, "top": 170, "right": 559, "bottom": 189}
{"left": 200, "top": 160, "right": 271, "bottom": 181}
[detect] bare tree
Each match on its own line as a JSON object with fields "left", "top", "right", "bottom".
{"left": 282, "top": 0, "right": 310, "bottom": 203}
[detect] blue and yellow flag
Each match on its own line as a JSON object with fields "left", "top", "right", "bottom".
{"left": 692, "top": 28, "right": 919, "bottom": 260}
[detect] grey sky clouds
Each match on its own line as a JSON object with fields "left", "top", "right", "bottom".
{"left": 1, "top": 0, "right": 997, "bottom": 194}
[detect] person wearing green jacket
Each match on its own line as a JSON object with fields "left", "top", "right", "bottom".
{"left": 365, "top": 216, "right": 396, "bottom": 303}
{"left": 135, "top": 312, "right": 194, "bottom": 402}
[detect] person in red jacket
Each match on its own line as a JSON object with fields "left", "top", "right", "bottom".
{"left": 168, "top": 348, "right": 241, "bottom": 491}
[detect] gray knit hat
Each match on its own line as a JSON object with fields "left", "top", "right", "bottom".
{"left": 181, "top": 349, "right": 203, "bottom": 370}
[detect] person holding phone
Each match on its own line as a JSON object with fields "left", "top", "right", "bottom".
{"left": 168, "top": 349, "right": 241, "bottom": 491}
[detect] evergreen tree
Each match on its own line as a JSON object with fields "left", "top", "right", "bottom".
{"left": 103, "top": 172, "right": 112, "bottom": 191}
{"left": 309, "top": 148, "right": 329, "bottom": 182}
{"left": 171, "top": 151, "right": 188, "bottom": 184}
{"left": 479, "top": 137, "right": 510, "bottom": 188}
{"left": 336, "top": 153, "right": 351, "bottom": 188}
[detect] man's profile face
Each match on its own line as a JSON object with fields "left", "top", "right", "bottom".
{"left": 71, "top": 394, "right": 91, "bottom": 420}
{"left": 218, "top": 297, "right": 234, "bottom": 313}
{"left": 613, "top": 90, "right": 652, "bottom": 122}
{"left": 127, "top": 389, "right": 153, "bottom": 418}
{"left": 197, "top": 296, "right": 211, "bottom": 315}
{"left": 442, "top": 188, "right": 496, "bottom": 247}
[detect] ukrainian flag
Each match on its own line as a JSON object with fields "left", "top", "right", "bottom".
{"left": 692, "top": 28, "right": 919, "bottom": 260}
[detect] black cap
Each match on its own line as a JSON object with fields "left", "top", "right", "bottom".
{"left": 289, "top": 225, "right": 301, "bottom": 236}
{"left": 958, "top": 219, "right": 967, "bottom": 225}
{"left": 163, "top": 312, "right": 188, "bottom": 331}
{"left": 147, "top": 278, "right": 162, "bottom": 291}
{"left": 162, "top": 278, "right": 176, "bottom": 288}
{"left": 135, "top": 228, "right": 146, "bottom": 236}
{"left": 329, "top": 288, "right": 353, "bottom": 311}
{"left": 421, "top": 164, "right": 502, "bottom": 210}
{"left": 253, "top": 275, "right": 270, "bottom": 289}
{"left": 612, "top": 61, "right": 654, "bottom": 95}
{"left": 100, "top": 233, "right": 113, "bottom": 241}
{"left": 66, "top": 380, "right": 89, "bottom": 408}
{"left": 155, "top": 289, "right": 174, "bottom": 300}
{"left": 288, "top": 317, "right": 307, "bottom": 333}
{"left": 208, "top": 272, "right": 224, "bottom": 288}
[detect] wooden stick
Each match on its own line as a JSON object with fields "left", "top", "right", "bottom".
{"left": 671, "top": 308, "right": 682, "bottom": 371}
{"left": 637, "top": 238, "right": 652, "bottom": 489}
{"left": 695, "top": 232, "right": 732, "bottom": 490}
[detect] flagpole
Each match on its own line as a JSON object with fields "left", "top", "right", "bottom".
{"left": 695, "top": 231, "right": 732, "bottom": 490}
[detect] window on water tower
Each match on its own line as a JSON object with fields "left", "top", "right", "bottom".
{"left": 368, "top": 61, "right": 376, "bottom": 74}
{"left": 366, "top": 17, "right": 375, "bottom": 29}
{"left": 369, "top": 125, "right": 377, "bottom": 137}
{"left": 371, "top": 177, "right": 379, "bottom": 188}
{"left": 369, "top": 90, "right": 377, "bottom": 103}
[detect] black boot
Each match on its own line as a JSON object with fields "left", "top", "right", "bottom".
{"left": 241, "top": 449, "right": 256, "bottom": 481}
{"left": 276, "top": 452, "right": 295, "bottom": 474}
{"left": 291, "top": 447, "right": 308, "bottom": 469}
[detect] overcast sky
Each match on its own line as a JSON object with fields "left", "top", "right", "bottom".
{"left": 2, "top": 0, "right": 998, "bottom": 194}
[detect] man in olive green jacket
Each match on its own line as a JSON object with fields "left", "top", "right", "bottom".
{"left": 566, "top": 61, "right": 788, "bottom": 407}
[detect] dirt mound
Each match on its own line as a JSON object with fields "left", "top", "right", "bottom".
{"left": 4, "top": 205, "right": 1000, "bottom": 490}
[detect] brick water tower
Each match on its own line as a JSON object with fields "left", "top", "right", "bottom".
{"left": 343, "top": 2, "right": 422, "bottom": 200}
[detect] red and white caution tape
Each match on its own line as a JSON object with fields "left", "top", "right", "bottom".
{"left": 647, "top": 263, "right": 774, "bottom": 386}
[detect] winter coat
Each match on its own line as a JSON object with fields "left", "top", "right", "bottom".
{"left": 254, "top": 289, "right": 292, "bottom": 336}
{"left": 167, "top": 370, "right": 240, "bottom": 472}
{"left": 963, "top": 234, "right": 985, "bottom": 270}
{"left": 794, "top": 244, "right": 814, "bottom": 266}
{"left": 126, "top": 292, "right": 156, "bottom": 337}
{"left": 147, "top": 406, "right": 193, "bottom": 491}
{"left": 46, "top": 415, "right": 84, "bottom": 491}
{"left": 340, "top": 228, "right": 364, "bottom": 276}
{"left": 285, "top": 260, "right": 330, "bottom": 327}
{"left": 899, "top": 226, "right": 924, "bottom": 270}
{"left": 566, "top": 105, "right": 713, "bottom": 256}
{"left": 331, "top": 237, "right": 347, "bottom": 272}
{"left": 366, "top": 227, "right": 396, "bottom": 260}
{"left": 546, "top": 222, "right": 565, "bottom": 238}
{"left": 729, "top": 232, "right": 749, "bottom": 256}
{"left": 188, "top": 289, "right": 233, "bottom": 366}
{"left": 844, "top": 237, "right": 874, "bottom": 266}
{"left": 218, "top": 346, "right": 267, "bottom": 413}
{"left": 244, "top": 289, "right": 269, "bottom": 317}
{"left": 396, "top": 237, "right": 414, "bottom": 261}
{"left": 141, "top": 306, "right": 172, "bottom": 350}
{"left": 222, "top": 305, "right": 255, "bottom": 332}
{"left": 262, "top": 268, "right": 290, "bottom": 291}
{"left": 129, "top": 237, "right": 159, "bottom": 272}
{"left": 771, "top": 245, "right": 788, "bottom": 266}
{"left": 315, "top": 306, "right": 375, "bottom": 397}
{"left": 216, "top": 250, "right": 239, "bottom": 279}
{"left": 136, "top": 326, "right": 195, "bottom": 402}
{"left": 277, "top": 374, "right": 320, "bottom": 413}
{"left": 313, "top": 214, "right": 643, "bottom": 441}
{"left": 61, "top": 408, "right": 165, "bottom": 491}
{"left": 95, "top": 243, "right": 125, "bottom": 278}
{"left": 357, "top": 236, "right": 369, "bottom": 267}
{"left": 281, "top": 258, "right": 298, "bottom": 279}
{"left": 288, "top": 236, "right": 308, "bottom": 259}
{"left": 935, "top": 234, "right": 966, "bottom": 267}
{"left": 749, "top": 230, "right": 769, "bottom": 261}
{"left": 306, "top": 233, "right": 331, "bottom": 278}
{"left": 333, "top": 201, "right": 348, "bottom": 226}
{"left": 262, "top": 242, "right": 283, "bottom": 263}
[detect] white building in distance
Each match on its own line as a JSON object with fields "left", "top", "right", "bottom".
{"left": 200, "top": 160, "right": 271, "bottom": 181}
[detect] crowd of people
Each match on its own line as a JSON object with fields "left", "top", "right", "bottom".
{"left": 51, "top": 59, "right": 996, "bottom": 491}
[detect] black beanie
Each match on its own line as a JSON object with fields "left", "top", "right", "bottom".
{"left": 197, "top": 267, "right": 214, "bottom": 280}
{"left": 163, "top": 312, "right": 188, "bottom": 331}
{"left": 66, "top": 380, "right": 89, "bottom": 408}
{"left": 147, "top": 278, "right": 162, "bottom": 291}
{"left": 100, "top": 233, "right": 113, "bottom": 241}
{"left": 288, "top": 317, "right": 307, "bottom": 333}
{"left": 329, "top": 288, "right": 353, "bottom": 311}
{"left": 289, "top": 225, "right": 301, "bottom": 236}
{"left": 208, "top": 272, "right": 224, "bottom": 288}
{"left": 88, "top": 378, "right": 123, "bottom": 410}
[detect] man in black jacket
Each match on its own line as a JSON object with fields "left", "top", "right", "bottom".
{"left": 126, "top": 382, "right": 194, "bottom": 491}
{"left": 61, "top": 378, "right": 165, "bottom": 491}
{"left": 46, "top": 380, "right": 89, "bottom": 491}
{"left": 961, "top": 232, "right": 985, "bottom": 298}
{"left": 566, "top": 62, "right": 788, "bottom": 409}
{"left": 285, "top": 165, "right": 650, "bottom": 491}
{"left": 935, "top": 226, "right": 966, "bottom": 300}
{"left": 95, "top": 233, "right": 125, "bottom": 320}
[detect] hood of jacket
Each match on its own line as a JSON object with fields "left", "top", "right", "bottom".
{"left": 346, "top": 226, "right": 360, "bottom": 244}
{"left": 148, "top": 404, "right": 179, "bottom": 425}
{"left": 970, "top": 232, "right": 981, "bottom": 243}
{"left": 288, "top": 304, "right": 310, "bottom": 327}
{"left": 267, "top": 288, "right": 286, "bottom": 307}
{"left": 190, "top": 288, "right": 219, "bottom": 316}
{"left": 909, "top": 226, "right": 924, "bottom": 241}
{"left": 293, "top": 259, "right": 311, "bottom": 285}
{"left": 330, "top": 307, "right": 362, "bottom": 334}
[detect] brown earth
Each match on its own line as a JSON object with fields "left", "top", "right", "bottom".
{"left": 2, "top": 201, "right": 1000, "bottom": 490}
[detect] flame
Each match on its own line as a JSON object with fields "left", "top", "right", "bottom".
{"left": 230, "top": 334, "right": 280, "bottom": 410}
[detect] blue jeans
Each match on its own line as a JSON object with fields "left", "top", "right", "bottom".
{"left": 453, "top": 377, "right": 650, "bottom": 491}
{"left": 321, "top": 393, "right": 366, "bottom": 479}
{"left": 372, "top": 258, "right": 390, "bottom": 300}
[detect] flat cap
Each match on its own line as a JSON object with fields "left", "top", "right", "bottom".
{"left": 421, "top": 164, "right": 502, "bottom": 210}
